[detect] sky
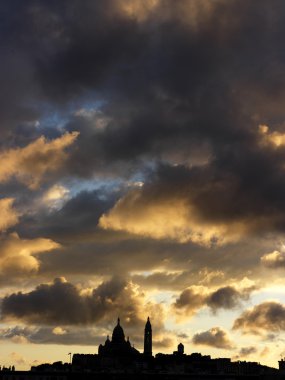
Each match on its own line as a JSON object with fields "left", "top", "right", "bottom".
{"left": 1, "top": 0, "right": 285, "bottom": 370}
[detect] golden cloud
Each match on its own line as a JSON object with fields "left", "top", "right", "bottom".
{"left": 0, "top": 232, "right": 60, "bottom": 276}
{"left": 119, "top": 0, "right": 215, "bottom": 27}
{"left": 173, "top": 281, "right": 255, "bottom": 321}
{"left": 99, "top": 188, "right": 246, "bottom": 246}
{"left": 261, "top": 250, "right": 285, "bottom": 268}
{"left": 119, "top": 0, "right": 159, "bottom": 21}
{"left": 0, "top": 132, "right": 79, "bottom": 189}
{"left": 1, "top": 276, "right": 166, "bottom": 334}
{"left": 52, "top": 327, "right": 67, "bottom": 336}
{"left": 0, "top": 198, "right": 19, "bottom": 231}
{"left": 258, "top": 124, "right": 285, "bottom": 147}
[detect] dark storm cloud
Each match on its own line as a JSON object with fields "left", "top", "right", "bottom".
{"left": 1, "top": 277, "right": 143, "bottom": 326}
{"left": 99, "top": 157, "right": 285, "bottom": 246}
{"left": 36, "top": 234, "right": 269, "bottom": 290}
{"left": 2, "top": 0, "right": 285, "bottom": 242}
{"left": 233, "top": 301, "right": 285, "bottom": 334}
{"left": 0, "top": 0, "right": 283, "bottom": 156}
{"left": 192, "top": 327, "right": 234, "bottom": 350}
{"left": 19, "top": 189, "right": 120, "bottom": 243}
{"left": 59, "top": 0, "right": 285, "bottom": 187}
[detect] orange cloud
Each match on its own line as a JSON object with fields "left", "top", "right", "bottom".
{"left": 99, "top": 188, "right": 246, "bottom": 246}
{"left": 120, "top": 0, "right": 159, "bottom": 21}
{"left": 261, "top": 250, "right": 285, "bottom": 268}
{"left": 0, "top": 232, "right": 60, "bottom": 276}
{"left": 0, "top": 132, "right": 79, "bottom": 189}
{"left": 258, "top": 124, "right": 285, "bottom": 147}
{"left": 0, "top": 198, "right": 19, "bottom": 231}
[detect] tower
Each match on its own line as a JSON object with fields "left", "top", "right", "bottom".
{"left": 177, "top": 343, "right": 184, "bottom": 355}
{"left": 144, "top": 317, "right": 152, "bottom": 356}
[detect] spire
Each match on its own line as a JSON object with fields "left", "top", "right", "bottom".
{"left": 117, "top": 317, "right": 120, "bottom": 325}
{"left": 146, "top": 316, "right": 151, "bottom": 326}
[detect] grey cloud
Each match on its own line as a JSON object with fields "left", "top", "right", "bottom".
{"left": 233, "top": 301, "right": 285, "bottom": 334}
{"left": 0, "top": 325, "right": 104, "bottom": 346}
{"left": 1, "top": 277, "right": 143, "bottom": 326}
{"left": 232, "top": 346, "right": 258, "bottom": 361}
{"left": 192, "top": 327, "right": 234, "bottom": 350}
{"left": 238, "top": 347, "right": 258, "bottom": 357}
{"left": 19, "top": 189, "right": 120, "bottom": 243}
{"left": 174, "top": 287, "right": 205, "bottom": 315}
{"left": 207, "top": 286, "right": 251, "bottom": 312}
{"left": 0, "top": 324, "right": 173, "bottom": 352}
{"left": 2, "top": 0, "right": 285, "bottom": 243}
{"left": 174, "top": 285, "right": 252, "bottom": 315}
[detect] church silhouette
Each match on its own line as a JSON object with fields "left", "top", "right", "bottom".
{"left": 98, "top": 317, "right": 152, "bottom": 358}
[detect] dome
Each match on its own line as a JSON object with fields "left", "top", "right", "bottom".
{"left": 112, "top": 318, "right": 125, "bottom": 343}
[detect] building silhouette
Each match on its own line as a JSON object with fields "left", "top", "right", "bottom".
{"left": 97, "top": 318, "right": 140, "bottom": 358}
{"left": 24, "top": 317, "right": 280, "bottom": 378}
{"left": 143, "top": 316, "right": 152, "bottom": 357}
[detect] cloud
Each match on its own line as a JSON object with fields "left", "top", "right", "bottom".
{"left": 1, "top": 277, "right": 165, "bottom": 330}
{"left": 42, "top": 185, "right": 70, "bottom": 211}
{"left": 233, "top": 301, "right": 285, "bottom": 334}
{"left": 0, "top": 233, "right": 59, "bottom": 278}
{"left": 258, "top": 124, "right": 285, "bottom": 148}
{"left": 192, "top": 327, "right": 234, "bottom": 349}
{"left": 19, "top": 189, "right": 119, "bottom": 242}
{"left": 261, "top": 250, "right": 285, "bottom": 268}
{"left": 98, "top": 155, "right": 285, "bottom": 246}
{"left": 0, "top": 323, "right": 171, "bottom": 350}
{"left": 0, "top": 325, "right": 102, "bottom": 346}
{"left": 174, "top": 286, "right": 208, "bottom": 316}
{"left": 207, "top": 286, "right": 251, "bottom": 311}
{"left": 153, "top": 337, "right": 175, "bottom": 350}
{"left": 0, "top": 132, "right": 79, "bottom": 189}
{"left": 52, "top": 326, "right": 66, "bottom": 335}
{"left": 0, "top": 198, "right": 19, "bottom": 231}
{"left": 99, "top": 185, "right": 247, "bottom": 246}
{"left": 173, "top": 284, "right": 253, "bottom": 317}
{"left": 238, "top": 346, "right": 258, "bottom": 357}
{"left": 232, "top": 346, "right": 258, "bottom": 361}
{"left": 9, "top": 352, "right": 28, "bottom": 366}
{"left": 2, "top": 0, "right": 285, "bottom": 249}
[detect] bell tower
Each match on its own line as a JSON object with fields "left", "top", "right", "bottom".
{"left": 144, "top": 317, "right": 152, "bottom": 356}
